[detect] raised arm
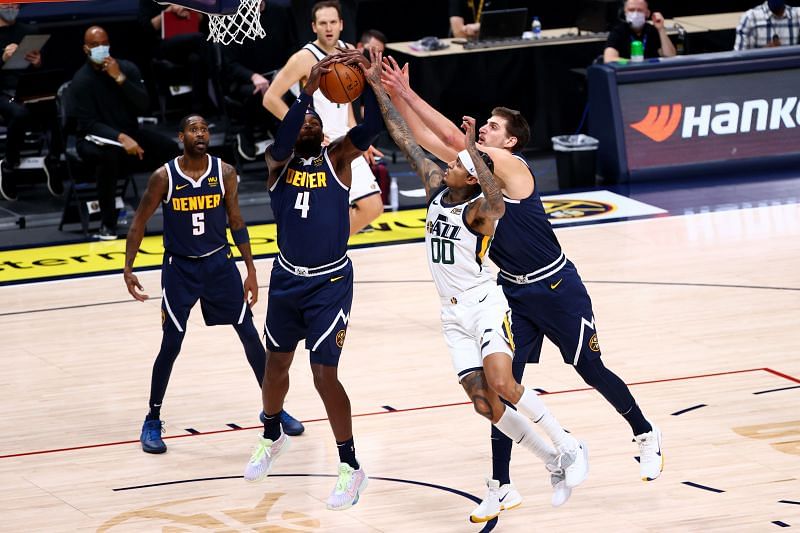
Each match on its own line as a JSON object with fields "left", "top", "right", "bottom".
{"left": 123, "top": 166, "right": 168, "bottom": 301}
{"left": 262, "top": 51, "right": 310, "bottom": 120}
{"left": 463, "top": 118, "right": 504, "bottom": 230}
{"left": 221, "top": 161, "right": 258, "bottom": 307}
{"left": 381, "top": 55, "right": 465, "bottom": 158}
{"left": 362, "top": 49, "right": 443, "bottom": 201}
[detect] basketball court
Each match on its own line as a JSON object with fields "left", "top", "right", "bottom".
{"left": 2, "top": 0, "right": 800, "bottom": 531}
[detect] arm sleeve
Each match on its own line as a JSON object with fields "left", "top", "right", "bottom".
{"left": 347, "top": 83, "right": 381, "bottom": 151}
{"left": 269, "top": 92, "right": 312, "bottom": 161}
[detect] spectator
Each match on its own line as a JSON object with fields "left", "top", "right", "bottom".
{"left": 221, "top": 0, "right": 295, "bottom": 161}
{"left": 356, "top": 28, "right": 386, "bottom": 54}
{"left": 449, "top": 0, "right": 510, "bottom": 39}
{"left": 138, "top": 0, "right": 212, "bottom": 114}
{"left": 734, "top": 0, "right": 799, "bottom": 50}
{"left": 0, "top": 2, "right": 62, "bottom": 201}
{"left": 603, "top": 0, "right": 677, "bottom": 63}
{"left": 70, "top": 25, "right": 179, "bottom": 240}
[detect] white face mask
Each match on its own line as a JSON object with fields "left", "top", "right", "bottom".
{"left": 88, "top": 45, "right": 110, "bottom": 64}
{"left": 0, "top": 6, "right": 20, "bottom": 23}
{"left": 626, "top": 11, "right": 646, "bottom": 30}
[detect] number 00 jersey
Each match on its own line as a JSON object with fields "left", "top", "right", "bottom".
{"left": 162, "top": 154, "right": 228, "bottom": 258}
{"left": 426, "top": 187, "right": 496, "bottom": 299}
{"left": 270, "top": 147, "right": 350, "bottom": 268}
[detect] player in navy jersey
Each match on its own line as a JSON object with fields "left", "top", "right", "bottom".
{"left": 243, "top": 50, "right": 382, "bottom": 511}
{"left": 381, "top": 58, "right": 663, "bottom": 518}
{"left": 123, "top": 114, "right": 303, "bottom": 455}
{"left": 364, "top": 51, "right": 589, "bottom": 522}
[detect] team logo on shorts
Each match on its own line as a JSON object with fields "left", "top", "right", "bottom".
{"left": 335, "top": 329, "right": 347, "bottom": 348}
{"left": 589, "top": 334, "right": 600, "bottom": 352}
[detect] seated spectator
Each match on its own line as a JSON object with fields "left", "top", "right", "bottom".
{"left": 138, "top": 0, "right": 211, "bottom": 114}
{"left": 449, "top": 0, "right": 510, "bottom": 39}
{"left": 603, "top": 0, "right": 677, "bottom": 63}
{"left": 734, "top": 0, "right": 799, "bottom": 50}
{"left": 221, "top": 0, "right": 294, "bottom": 161}
{"left": 0, "top": 2, "right": 62, "bottom": 201}
{"left": 70, "top": 25, "right": 179, "bottom": 240}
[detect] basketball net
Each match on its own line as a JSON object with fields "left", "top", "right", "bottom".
{"left": 207, "top": 0, "right": 266, "bottom": 45}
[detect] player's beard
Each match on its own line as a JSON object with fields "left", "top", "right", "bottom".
{"left": 295, "top": 133, "right": 323, "bottom": 157}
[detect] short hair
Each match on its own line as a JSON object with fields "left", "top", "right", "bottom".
{"left": 178, "top": 114, "right": 206, "bottom": 133}
{"left": 624, "top": 0, "right": 650, "bottom": 8}
{"left": 311, "top": 0, "right": 342, "bottom": 22}
{"left": 360, "top": 29, "right": 387, "bottom": 46}
{"left": 491, "top": 107, "right": 530, "bottom": 151}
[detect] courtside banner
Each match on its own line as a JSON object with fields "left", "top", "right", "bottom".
{"left": 621, "top": 69, "right": 800, "bottom": 170}
{"left": 0, "top": 191, "right": 665, "bottom": 284}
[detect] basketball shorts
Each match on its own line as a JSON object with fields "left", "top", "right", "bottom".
{"left": 440, "top": 282, "right": 515, "bottom": 382}
{"left": 160, "top": 247, "right": 251, "bottom": 332}
{"left": 264, "top": 258, "right": 353, "bottom": 366}
{"left": 349, "top": 155, "right": 381, "bottom": 204}
{"left": 499, "top": 260, "right": 602, "bottom": 367}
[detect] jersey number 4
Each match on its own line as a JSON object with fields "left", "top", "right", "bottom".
{"left": 294, "top": 191, "right": 310, "bottom": 218}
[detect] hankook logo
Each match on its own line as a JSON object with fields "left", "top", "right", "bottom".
{"left": 630, "top": 97, "right": 800, "bottom": 142}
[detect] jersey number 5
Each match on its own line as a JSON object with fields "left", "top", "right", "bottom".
{"left": 192, "top": 212, "right": 205, "bottom": 235}
{"left": 294, "top": 191, "right": 310, "bottom": 218}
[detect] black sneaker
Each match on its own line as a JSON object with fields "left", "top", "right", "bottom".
{"left": 94, "top": 225, "right": 118, "bottom": 241}
{"left": 0, "top": 159, "right": 17, "bottom": 201}
{"left": 140, "top": 418, "right": 167, "bottom": 454}
{"left": 260, "top": 409, "right": 305, "bottom": 436}
{"left": 237, "top": 132, "right": 257, "bottom": 161}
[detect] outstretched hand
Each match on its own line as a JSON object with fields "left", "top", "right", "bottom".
{"left": 380, "top": 55, "right": 410, "bottom": 99}
{"left": 305, "top": 55, "right": 337, "bottom": 95}
{"left": 462, "top": 116, "right": 478, "bottom": 151}
{"left": 359, "top": 47, "right": 383, "bottom": 86}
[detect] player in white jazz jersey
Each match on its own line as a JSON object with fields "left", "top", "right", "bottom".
{"left": 361, "top": 51, "right": 589, "bottom": 524}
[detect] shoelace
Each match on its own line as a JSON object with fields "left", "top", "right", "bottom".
{"left": 335, "top": 466, "right": 354, "bottom": 493}
{"left": 636, "top": 433, "right": 657, "bottom": 455}
{"left": 250, "top": 438, "right": 274, "bottom": 463}
{"left": 146, "top": 421, "right": 164, "bottom": 439}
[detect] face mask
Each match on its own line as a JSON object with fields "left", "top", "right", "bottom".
{"left": 0, "top": 7, "right": 20, "bottom": 22}
{"left": 88, "top": 45, "right": 110, "bottom": 64}
{"left": 768, "top": 0, "right": 786, "bottom": 14}
{"left": 626, "top": 11, "right": 646, "bottom": 30}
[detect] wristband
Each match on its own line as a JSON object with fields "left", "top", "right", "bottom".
{"left": 231, "top": 227, "right": 249, "bottom": 246}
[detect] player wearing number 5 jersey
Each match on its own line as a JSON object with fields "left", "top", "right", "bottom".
{"left": 243, "top": 50, "right": 382, "bottom": 511}
{"left": 362, "top": 49, "right": 588, "bottom": 524}
{"left": 123, "top": 114, "right": 304, "bottom": 456}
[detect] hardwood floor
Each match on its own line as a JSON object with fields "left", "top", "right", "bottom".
{"left": 2, "top": 204, "right": 799, "bottom": 531}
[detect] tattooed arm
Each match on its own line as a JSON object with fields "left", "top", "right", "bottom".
{"left": 462, "top": 117, "right": 505, "bottom": 235}
{"left": 361, "top": 48, "right": 444, "bottom": 202}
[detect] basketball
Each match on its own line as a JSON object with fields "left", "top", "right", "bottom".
{"left": 319, "top": 62, "right": 365, "bottom": 104}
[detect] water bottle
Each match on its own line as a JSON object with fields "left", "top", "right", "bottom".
{"left": 389, "top": 176, "right": 399, "bottom": 211}
{"left": 630, "top": 39, "right": 644, "bottom": 62}
{"left": 531, "top": 16, "right": 542, "bottom": 39}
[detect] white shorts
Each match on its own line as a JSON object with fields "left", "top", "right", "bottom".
{"left": 440, "top": 282, "right": 514, "bottom": 381}
{"left": 349, "top": 156, "right": 380, "bottom": 204}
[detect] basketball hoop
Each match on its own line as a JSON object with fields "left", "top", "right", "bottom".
{"left": 206, "top": 0, "right": 265, "bottom": 44}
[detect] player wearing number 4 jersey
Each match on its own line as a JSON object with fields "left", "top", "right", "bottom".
{"left": 243, "top": 50, "right": 382, "bottom": 511}
{"left": 123, "top": 114, "right": 303, "bottom": 456}
{"left": 363, "top": 48, "right": 589, "bottom": 524}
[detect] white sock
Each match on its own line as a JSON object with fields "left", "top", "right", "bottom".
{"left": 515, "top": 389, "right": 578, "bottom": 452}
{"left": 494, "top": 406, "right": 557, "bottom": 464}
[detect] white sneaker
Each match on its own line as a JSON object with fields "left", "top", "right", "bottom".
{"left": 546, "top": 463, "right": 572, "bottom": 507}
{"left": 326, "top": 463, "right": 368, "bottom": 510}
{"left": 243, "top": 432, "right": 290, "bottom": 482}
{"left": 469, "top": 479, "right": 522, "bottom": 523}
{"left": 635, "top": 423, "right": 663, "bottom": 481}
{"left": 557, "top": 440, "right": 589, "bottom": 489}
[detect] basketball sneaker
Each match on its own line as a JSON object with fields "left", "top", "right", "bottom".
{"left": 244, "top": 432, "right": 290, "bottom": 482}
{"left": 260, "top": 410, "right": 305, "bottom": 436}
{"left": 469, "top": 479, "right": 522, "bottom": 523}
{"left": 546, "top": 463, "right": 572, "bottom": 507}
{"left": 635, "top": 422, "right": 663, "bottom": 481}
{"left": 557, "top": 440, "right": 589, "bottom": 488}
{"left": 140, "top": 418, "right": 166, "bottom": 454}
{"left": 326, "top": 463, "right": 368, "bottom": 510}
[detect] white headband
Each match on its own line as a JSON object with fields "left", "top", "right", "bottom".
{"left": 457, "top": 150, "right": 477, "bottom": 177}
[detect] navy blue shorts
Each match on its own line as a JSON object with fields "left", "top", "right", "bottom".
{"left": 160, "top": 247, "right": 251, "bottom": 333}
{"left": 499, "top": 261, "right": 602, "bottom": 366}
{"left": 264, "top": 259, "right": 353, "bottom": 366}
